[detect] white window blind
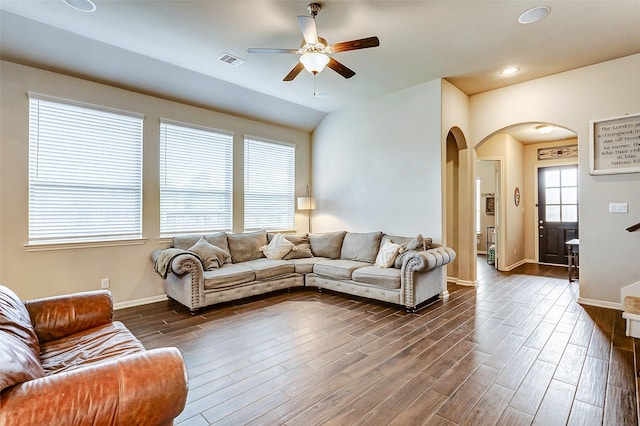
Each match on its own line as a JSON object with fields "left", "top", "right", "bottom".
{"left": 28, "top": 96, "right": 143, "bottom": 244}
{"left": 160, "top": 120, "right": 233, "bottom": 235}
{"left": 244, "top": 138, "right": 295, "bottom": 231}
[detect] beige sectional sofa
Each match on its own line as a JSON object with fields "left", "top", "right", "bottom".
{"left": 151, "top": 230, "right": 455, "bottom": 313}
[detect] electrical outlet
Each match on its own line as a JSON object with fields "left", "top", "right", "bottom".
{"left": 101, "top": 278, "right": 110, "bottom": 289}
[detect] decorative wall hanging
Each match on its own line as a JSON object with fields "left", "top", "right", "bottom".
{"left": 485, "top": 196, "right": 495, "bottom": 215}
{"left": 514, "top": 187, "right": 521, "bottom": 206}
{"left": 537, "top": 145, "right": 578, "bottom": 160}
{"left": 590, "top": 112, "right": 640, "bottom": 175}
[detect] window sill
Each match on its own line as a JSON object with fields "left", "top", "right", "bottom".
{"left": 24, "top": 237, "right": 147, "bottom": 252}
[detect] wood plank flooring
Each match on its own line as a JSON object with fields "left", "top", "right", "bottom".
{"left": 115, "top": 259, "right": 637, "bottom": 425}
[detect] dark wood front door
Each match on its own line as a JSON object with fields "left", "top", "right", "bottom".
{"left": 538, "top": 165, "right": 579, "bottom": 265}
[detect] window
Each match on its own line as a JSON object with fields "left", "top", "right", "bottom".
{"left": 244, "top": 138, "right": 295, "bottom": 231}
{"left": 28, "top": 95, "right": 143, "bottom": 245}
{"left": 543, "top": 167, "right": 578, "bottom": 222}
{"left": 159, "top": 120, "right": 233, "bottom": 235}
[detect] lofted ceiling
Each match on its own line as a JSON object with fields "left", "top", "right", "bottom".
{"left": 1, "top": 1, "right": 640, "bottom": 134}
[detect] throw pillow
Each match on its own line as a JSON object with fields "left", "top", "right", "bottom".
{"left": 188, "top": 237, "right": 231, "bottom": 270}
{"left": 393, "top": 234, "right": 426, "bottom": 269}
{"left": 227, "top": 230, "right": 267, "bottom": 263}
{"left": 340, "top": 231, "right": 383, "bottom": 263}
{"left": 282, "top": 234, "right": 313, "bottom": 260}
{"left": 375, "top": 239, "right": 403, "bottom": 268}
{"left": 260, "top": 233, "right": 295, "bottom": 260}
{"left": 308, "top": 231, "right": 346, "bottom": 259}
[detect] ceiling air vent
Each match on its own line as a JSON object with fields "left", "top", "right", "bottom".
{"left": 218, "top": 53, "right": 245, "bottom": 67}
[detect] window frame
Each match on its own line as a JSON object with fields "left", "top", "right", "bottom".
{"left": 243, "top": 137, "right": 296, "bottom": 232}
{"left": 159, "top": 119, "right": 234, "bottom": 237}
{"left": 26, "top": 93, "right": 144, "bottom": 250}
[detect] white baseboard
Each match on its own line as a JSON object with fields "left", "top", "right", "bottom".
{"left": 114, "top": 294, "right": 168, "bottom": 310}
{"left": 502, "top": 259, "right": 527, "bottom": 271}
{"left": 448, "top": 276, "right": 476, "bottom": 287}
{"left": 578, "top": 297, "right": 622, "bottom": 311}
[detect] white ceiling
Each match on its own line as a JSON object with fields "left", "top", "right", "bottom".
{"left": 1, "top": 1, "right": 640, "bottom": 134}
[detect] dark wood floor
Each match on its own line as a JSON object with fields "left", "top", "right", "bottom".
{"left": 115, "top": 259, "right": 638, "bottom": 425}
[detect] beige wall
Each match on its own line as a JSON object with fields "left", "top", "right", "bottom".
{"left": 470, "top": 53, "right": 640, "bottom": 308}
{"left": 0, "top": 61, "right": 311, "bottom": 304}
{"left": 442, "top": 80, "right": 473, "bottom": 284}
{"left": 477, "top": 134, "right": 525, "bottom": 270}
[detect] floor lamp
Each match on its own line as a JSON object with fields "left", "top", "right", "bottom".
{"left": 297, "top": 185, "right": 315, "bottom": 232}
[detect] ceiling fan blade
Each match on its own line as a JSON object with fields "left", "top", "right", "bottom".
{"left": 297, "top": 15, "right": 318, "bottom": 44}
{"left": 247, "top": 48, "right": 298, "bottom": 54}
{"left": 327, "top": 58, "right": 355, "bottom": 79}
{"left": 283, "top": 62, "right": 305, "bottom": 81}
{"left": 330, "top": 36, "right": 380, "bottom": 53}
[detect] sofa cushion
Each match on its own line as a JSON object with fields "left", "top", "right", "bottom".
{"left": 241, "top": 258, "right": 295, "bottom": 281}
{"left": 287, "top": 257, "right": 329, "bottom": 274}
{"left": 260, "top": 234, "right": 295, "bottom": 260}
{"left": 227, "top": 230, "right": 267, "bottom": 263}
{"left": 341, "top": 231, "right": 383, "bottom": 263}
{"left": 268, "top": 234, "right": 314, "bottom": 260}
{"left": 188, "top": 237, "right": 231, "bottom": 270}
{"left": 39, "top": 321, "right": 145, "bottom": 375}
{"left": 375, "top": 239, "right": 403, "bottom": 268}
{"left": 313, "top": 259, "right": 371, "bottom": 280}
{"left": 309, "top": 231, "right": 346, "bottom": 259}
{"left": 0, "top": 286, "right": 45, "bottom": 391}
{"left": 203, "top": 264, "right": 256, "bottom": 290}
{"left": 352, "top": 266, "right": 402, "bottom": 290}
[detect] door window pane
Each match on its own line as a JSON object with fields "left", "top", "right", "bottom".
{"left": 546, "top": 205, "right": 561, "bottom": 222}
{"left": 562, "top": 187, "right": 577, "bottom": 204}
{"left": 545, "top": 170, "right": 560, "bottom": 187}
{"left": 561, "top": 168, "right": 577, "bottom": 186}
{"left": 563, "top": 205, "right": 578, "bottom": 222}
{"left": 546, "top": 188, "right": 560, "bottom": 204}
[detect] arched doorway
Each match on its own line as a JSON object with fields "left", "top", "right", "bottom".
{"left": 474, "top": 122, "right": 578, "bottom": 272}
{"left": 445, "top": 126, "right": 476, "bottom": 287}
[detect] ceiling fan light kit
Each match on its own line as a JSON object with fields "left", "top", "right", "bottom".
{"left": 300, "top": 52, "right": 330, "bottom": 74}
{"left": 247, "top": 3, "right": 379, "bottom": 83}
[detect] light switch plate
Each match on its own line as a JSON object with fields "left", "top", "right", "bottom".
{"left": 609, "top": 203, "right": 628, "bottom": 213}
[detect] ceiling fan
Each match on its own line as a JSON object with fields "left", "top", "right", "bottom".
{"left": 247, "top": 3, "right": 380, "bottom": 81}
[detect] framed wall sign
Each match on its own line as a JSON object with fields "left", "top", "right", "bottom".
{"left": 590, "top": 112, "right": 640, "bottom": 175}
{"left": 485, "top": 196, "right": 495, "bottom": 215}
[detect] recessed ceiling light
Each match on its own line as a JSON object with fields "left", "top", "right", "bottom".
{"left": 536, "top": 124, "right": 554, "bottom": 134}
{"left": 63, "top": 0, "right": 96, "bottom": 12}
{"left": 500, "top": 66, "right": 520, "bottom": 76}
{"left": 518, "top": 6, "right": 550, "bottom": 24}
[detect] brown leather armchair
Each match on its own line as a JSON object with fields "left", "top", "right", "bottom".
{"left": 0, "top": 286, "right": 188, "bottom": 425}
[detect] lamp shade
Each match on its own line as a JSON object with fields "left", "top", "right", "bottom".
{"left": 300, "top": 53, "right": 329, "bottom": 74}
{"left": 297, "top": 197, "right": 315, "bottom": 210}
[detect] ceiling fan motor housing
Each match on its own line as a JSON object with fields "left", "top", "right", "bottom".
{"left": 308, "top": 3, "right": 321, "bottom": 18}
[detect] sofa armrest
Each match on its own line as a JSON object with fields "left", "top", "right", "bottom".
{"left": 401, "top": 247, "right": 456, "bottom": 310}
{"left": 0, "top": 347, "right": 188, "bottom": 426}
{"left": 401, "top": 247, "right": 456, "bottom": 273}
{"left": 170, "top": 252, "right": 204, "bottom": 276}
{"left": 25, "top": 290, "right": 113, "bottom": 344}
